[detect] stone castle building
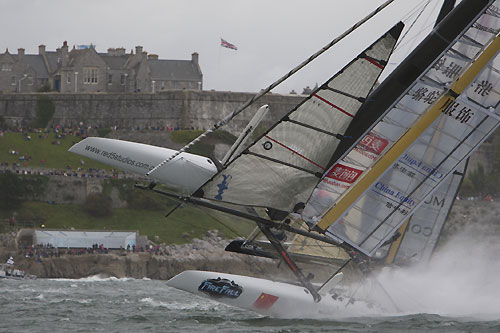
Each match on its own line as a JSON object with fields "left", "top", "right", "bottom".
{"left": 0, "top": 41, "right": 202, "bottom": 94}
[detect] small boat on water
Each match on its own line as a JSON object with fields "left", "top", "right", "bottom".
{"left": 0, "top": 257, "right": 36, "bottom": 280}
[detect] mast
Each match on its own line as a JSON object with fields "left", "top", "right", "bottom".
{"left": 384, "top": 0, "right": 458, "bottom": 265}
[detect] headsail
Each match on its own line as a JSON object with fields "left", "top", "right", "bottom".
{"left": 197, "top": 23, "right": 404, "bottom": 213}
{"left": 384, "top": 160, "right": 467, "bottom": 264}
{"left": 314, "top": 0, "right": 500, "bottom": 256}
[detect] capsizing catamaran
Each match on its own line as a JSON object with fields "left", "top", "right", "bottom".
{"left": 70, "top": 0, "right": 500, "bottom": 317}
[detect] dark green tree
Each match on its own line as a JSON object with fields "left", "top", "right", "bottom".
{"left": 85, "top": 193, "right": 113, "bottom": 217}
{"left": 468, "top": 163, "right": 486, "bottom": 195}
{"left": 34, "top": 96, "right": 55, "bottom": 128}
{"left": 0, "top": 171, "right": 24, "bottom": 209}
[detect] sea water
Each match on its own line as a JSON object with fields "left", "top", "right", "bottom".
{"left": 1, "top": 276, "right": 499, "bottom": 333}
{"left": 1, "top": 225, "right": 500, "bottom": 332}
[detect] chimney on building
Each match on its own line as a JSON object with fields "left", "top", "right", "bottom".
{"left": 116, "top": 48, "right": 125, "bottom": 56}
{"left": 18, "top": 48, "right": 25, "bottom": 62}
{"left": 61, "top": 41, "right": 69, "bottom": 66}
{"left": 135, "top": 46, "right": 143, "bottom": 56}
{"left": 107, "top": 48, "right": 115, "bottom": 56}
{"left": 148, "top": 54, "right": 158, "bottom": 60}
{"left": 39, "top": 44, "right": 46, "bottom": 55}
{"left": 191, "top": 52, "right": 199, "bottom": 66}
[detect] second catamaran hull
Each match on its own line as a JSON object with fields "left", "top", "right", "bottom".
{"left": 167, "top": 270, "right": 364, "bottom": 318}
{"left": 69, "top": 137, "right": 218, "bottom": 194}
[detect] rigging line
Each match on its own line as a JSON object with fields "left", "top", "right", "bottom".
{"left": 394, "top": 0, "right": 432, "bottom": 51}
{"left": 318, "top": 258, "right": 352, "bottom": 292}
{"left": 145, "top": 0, "right": 398, "bottom": 177}
{"left": 390, "top": 22, "right": 435, "bottom": 56}
{"left": 399, "top": 0, "right": 435, "bottom": 23}
{"left": 407, "top": 0, "right": 441, "bottom": 53}
{"left": 192, "top": 204, "right": 247, "bottom": 238}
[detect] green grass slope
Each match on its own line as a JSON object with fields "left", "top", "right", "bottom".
{"left": 0, "top": 130, "right": 253, "bottom": 244}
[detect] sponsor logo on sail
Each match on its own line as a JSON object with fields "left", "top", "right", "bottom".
{"left": 400, "top": 153, "right": 443, "bottom": 179}
{"left": 325, "top": 163, "right": 362, "bottom": 184}
{"left": 358, "top": 132, "right": 388, "bottom": 155}
{"left": 215, "top": 174, "right": 232, "bottom": 200}
{"left": 374, "top": 182, "right": 416, "bottom": 207}
{"left": 198, "top": 278, "right": 243, "bottom": 298}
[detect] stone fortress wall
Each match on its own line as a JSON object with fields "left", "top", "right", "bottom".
{"left": 0, "top": 90, "right": 494, "bottom": 174}
{"left": 0, "top": 90, "right": 304, "bottom": 136}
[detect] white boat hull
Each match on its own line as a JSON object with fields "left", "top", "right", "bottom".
{"left": 167, "top": 270, "right": 352, "bottom": 318}
{"left": 69, "top": 137, "right": 218, "bottom": 194}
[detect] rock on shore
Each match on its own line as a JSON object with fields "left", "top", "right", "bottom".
{"left": 1, "top": 200, "right": 499, "bottom": 280}
{"left": 0, "top": 231, "right": 289, "bottom": 280}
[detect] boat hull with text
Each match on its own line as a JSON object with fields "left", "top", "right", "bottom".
{"left": 167, "top": 270, "right": 358, "bottom": 318}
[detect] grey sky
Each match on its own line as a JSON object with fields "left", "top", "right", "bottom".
{"left": 1, "top": 0, "right": 448, "bottom": 94}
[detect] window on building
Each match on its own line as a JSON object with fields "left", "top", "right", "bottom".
{"left": 120, "top": 74, "right": 126, "bottom": 85}
{"left": 161, "top": 81, "right": 165, "bottom": 90}
{"left": 2, "top": 64, "right": 12, "bottom": 72}
{"left": 67, "top": 74, "right": 71, "bottom": 84}
{"left": 83, "top": 67, "right": 98, "bottom": 84}
{"left": 108, "top": 74, "right": 113, "bottom": 85}
{"left": 28, "top": 75, "right": 33, "bottom": 85}
{"left": 10, "top": 76, "right": 16, "bottom": 85}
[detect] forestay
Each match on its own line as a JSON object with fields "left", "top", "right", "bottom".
{"left": 198, "top": 24, "right": 404, "bottom": 212}
{"left": 316, "top": 1, "right": 500, "bottom": 256}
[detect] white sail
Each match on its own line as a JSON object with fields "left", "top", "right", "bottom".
{"left": 315, "top": 1, "right": 500, "bottom": 256}
{"left": 388, "top": 160, "right": 466, "bottom": 264}
{"left": 199, "top": 24, "right": 404, "bottom": 212}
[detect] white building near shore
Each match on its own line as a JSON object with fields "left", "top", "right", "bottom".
{"left": 34, "top": 230, "right": 138, "bottom": 249}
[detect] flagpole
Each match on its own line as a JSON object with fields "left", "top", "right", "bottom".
{"left": 147, "top": 0, "right": 397, "bottom": 177}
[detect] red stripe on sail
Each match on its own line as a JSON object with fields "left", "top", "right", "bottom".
{"left": 364, "top": 57, "right": 385, "bottom": 69}
{"left": 265, "top": 135, "right": 325, "bottom": 170}
{"left": 313, "top": 94, "right": 354, "bottom": 118}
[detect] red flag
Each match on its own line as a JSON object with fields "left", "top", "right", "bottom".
{"left": 253, "top": 293, "right": 279, "bottom": 309}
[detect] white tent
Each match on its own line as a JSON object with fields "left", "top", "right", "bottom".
{"left": 34, "top": 230, "right": 137, "bottom": 249}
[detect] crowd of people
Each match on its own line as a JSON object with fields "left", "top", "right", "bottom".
{"left": 21, "top": 242, "right": 170, "bottom": 261}
{"left": 0, "top": 123, "right": 194, "bottom": 180}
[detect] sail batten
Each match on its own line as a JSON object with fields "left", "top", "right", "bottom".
{"left": 198, "top": 24, "right": 404, "bottom": 212}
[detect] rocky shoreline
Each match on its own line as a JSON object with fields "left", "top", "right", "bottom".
{"left": 1, "top": 199, "right": 499, "bottom": 280}
{"left": 0, "top": 231, "right": 287, "bottom": 280}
